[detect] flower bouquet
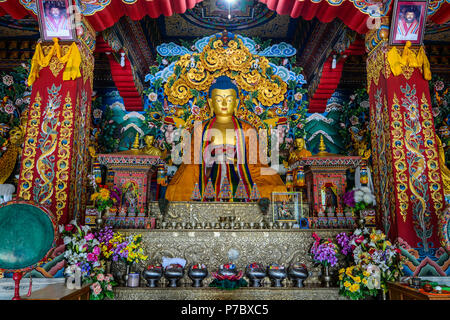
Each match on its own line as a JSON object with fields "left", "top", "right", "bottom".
{"left": 60, "top": 222, "right": 102, "bottom": 281}
{"left": 343, "top": 187, "right": 375, "bottom": 213}
{"left": 90, "top": 184, "right": 119, "bottom": 213}
{"left": 310, "top": 232, "right": 339, "bottom": 268}
{"left": 90, "top": 273, "right": 117, "bottom": 300}
{"left": 109, "top": 232, "right": 148, "bottom": 266}
{"left": 209, "top": 264, "right": 248, "bottom": 290}
{"left": 338, "top": 265, "right": 379, "bottom": 300}
{"left": 336, "top": 228, "right": 403, "bottom": 299}
{"left": 310, "top": 232, "right": 340, "bottom": 287}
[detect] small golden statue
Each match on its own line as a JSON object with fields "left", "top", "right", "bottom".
{"left": 0, "top": 126, "right": 24, "bottom": 184}
{"left": 288, "top": 137, "right": 312, "bottom": 164}
{"left": 141, "top": 135, "right": 163, "bottom": 157}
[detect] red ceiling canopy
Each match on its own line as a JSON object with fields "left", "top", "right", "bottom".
{"left": 0, "top": 0, "right": 202, "bottom": 31}
{"left": 0, "top": 0, "right": 448, "bottom": 33}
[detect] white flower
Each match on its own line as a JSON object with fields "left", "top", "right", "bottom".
{"left": 2, "top": 75, "right": 13, "bottom": 86}
{"left": 363, "top": 194, "right": 374, "bottom": 204}
{"left": 294, "top": 92, "right": 303, "bottom": 101}
{"left": 354, "top": 190, "right": 364, "bottom": 202}
{"left": 148, "top": 92, "right": 158, "bottom": 102}
{"left": 360, "top": 186, "right": 371, "bottom": 194}
{"left": 63, "top": 237, "right": 72, "bottom": 245}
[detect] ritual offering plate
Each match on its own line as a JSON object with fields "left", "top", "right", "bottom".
{"left": 245, "top": 263, "right": 266, "bottom": 287}
{"left": 0, "top": 200, "right": 56, "bottom": 299}
{"left": 164, "top": 264, "right": 184, "bottom": 287}
{"left": 288, "top": 263, "right": 309, "bottom": 288}
{"left": 267, "top": 264, "right": 287, "bottom": 287}
{"left": 142, "top": 264, "right": 163, "bottom": 288}
{"left": 188, "top": 264, "right": 208, "bottom": 287}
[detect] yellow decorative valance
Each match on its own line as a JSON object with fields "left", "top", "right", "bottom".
{"left": 387, "top": 41, "right": 431, "bottom": 81}
{"left": 28, "top": 38, "right": 82, "bottom": 86}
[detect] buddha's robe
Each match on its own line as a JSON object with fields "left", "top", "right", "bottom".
{"left": 165, "top": 117, "right": 286, "bottom": 201}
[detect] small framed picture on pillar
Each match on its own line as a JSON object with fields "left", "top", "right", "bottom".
{"left": 36, "top": 0, "right": 76, "bottom": 41}
{"left": 389, "top": 0, "right": 428, "bottom": 45}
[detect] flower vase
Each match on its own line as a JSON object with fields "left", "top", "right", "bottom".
{"left": 122, "top": 265, "right": 131, "bottom": 287}
{"left": 105, "top": 260, "right": 112, "bottom": 275}
{"left": 96, "top": 209, "right": 106, "bottom": 229}
{"left": 356, "top": 211, "right": 366, "bottom": 229}
{"left": 322, "top": 264, "right": 331, "bottom": 288}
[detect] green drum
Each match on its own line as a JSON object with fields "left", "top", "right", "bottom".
{"left": 0, "top": 202, "right": 56, "bottom": 271}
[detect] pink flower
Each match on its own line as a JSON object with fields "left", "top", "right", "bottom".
{"left": 91, "top": 282, "right": 102, "bottom": 295}
{"left": 97, "top": 273, "right": 105, "bottom": 281}
{"left": 254, "top": 105, "right": 264, "bottom": 115}
{"left": 434, "top": 80, "right": 444, "bottom": 91}
{"left": 85, "top": 233, "right": 94, "bottom": 241}
{"left": 87, "top": 253, "right": 98, "bottom": 262}
{"left": 93, "top": 246, "right": 101, "bottom": 255}
{"left": 191, "top": 105, "right": 200, "bottom": 115}
{"left": 294, "top": 92, "right": 303, "bottom": 101}
{"left": 2, "top": 75, "right": 13, "bottom": 86}
{"left": 4, "top": 104, "right": 15, "bottom": 114}
{"left": 107, "top": 284, "right": 112, "bottom": 291}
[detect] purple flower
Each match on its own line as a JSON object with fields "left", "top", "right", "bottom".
{"left": 336, "top": 232, "right": 354, "bottom": 255}
{"left": 343, "top": 190, "right": 356, "bottom": 208}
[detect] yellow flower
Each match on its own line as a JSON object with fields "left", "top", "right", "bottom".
{"left": 339, "top": 268, "right": 345, "bottom": 274}
{"left": 354, "top": 276, "right": 361, "bottom": 283}
{"left": 344, "top": 281, "right": 351, "bottom": 288}
{"left": 339, "top": 274, "right": 344, "bottom": 280}
{"left": 90, "top": 193, "right": 99, "bottom": 201}
{"left": 349, "top": 283, "right": 360, "bottom": 292}
{"left": 362, "top": 278, "right": 368, "bottom": 285}
{"left": 99, "top": 188, "right": 110, "bottom": 200}
{"left": 363, "top": 271, "right": 370, "bottom": 277}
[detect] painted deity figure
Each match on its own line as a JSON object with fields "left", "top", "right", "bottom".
{"left": 288, "top": 137, "right": 312, "bottom": 165}
{"left": 165, "top": 76, "right": 287, "bottom": 201}
{"left": 123, "top": 182, "right": 138, "bottom": 214}
{"left": 396, "top": 6, "right": 420, "bottom": 41}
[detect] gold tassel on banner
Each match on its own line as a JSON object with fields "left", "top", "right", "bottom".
{"left": 387, "top": 41, "right": 432, "bottom": 81}
{"left": 28, "top": 38, "right": 82, "bottom": 86}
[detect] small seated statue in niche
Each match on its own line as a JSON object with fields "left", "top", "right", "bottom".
{"left": 288, "top": 137, "right": 312, "bottom": 165}
{"left": 141, "top": 135, "right": 163, "bottom": 157}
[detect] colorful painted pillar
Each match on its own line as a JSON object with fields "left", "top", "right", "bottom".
{"left": 366, "top": 18, "right": 448, "bottom": 275}
{"left": 17, "top": 20, "right": 96, "bottom": 225}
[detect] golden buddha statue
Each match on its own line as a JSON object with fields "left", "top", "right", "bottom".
{"left": 141, "top": 135, "right": 164, "bottom": 157}
{"left": 288, "top": 137, "right": 312, "bottom": 165}
{"left": 165, "top": 76, "right": 287, "bottom": 201}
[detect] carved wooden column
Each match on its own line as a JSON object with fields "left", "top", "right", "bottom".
{"left": 365, "top": 17, "right": 446, "bottom": 264}
{"left": 17, "top": 20, "right": 96, "bottom": 225}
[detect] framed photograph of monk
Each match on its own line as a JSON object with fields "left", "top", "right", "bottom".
{"left": 36, "top": 0, "right": 75, "bottom": 41}
{"left": 389, "top": 0, "right": 428, "bottom": 45}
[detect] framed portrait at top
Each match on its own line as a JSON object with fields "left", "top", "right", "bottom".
{"left": 389, "top": 0, "right": 428, "bottom": 45}
{"left": 36, "top": 0, "right": 76, "bottom": 41}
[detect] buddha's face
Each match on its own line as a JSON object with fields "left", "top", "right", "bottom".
{"left": 295, "top": 138, "right": 305, "bottom": 149}
{"left": 145, "top": 136, "right": 155, "bottom": 145}
{"left": 208, "top": 88, "right": 238, "bottom": 117}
